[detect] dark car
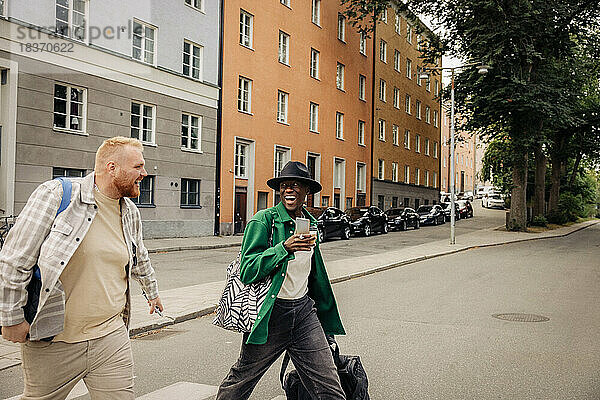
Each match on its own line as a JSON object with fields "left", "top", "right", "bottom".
{"left": 346, "top": 206, "right": 388, "bottom": 236}
{"left": 440, "top": 202, "right": 461, "bottom": 222}
{"left": 417, "top": 205, "right": 446, "bottom": 226}
{"left": 385, "top": 207, "right": 420, "bottom": 230}
{"left": 456, "top": 200, "right": 474, "bottom": 218}
{"left": 305, "top": 206, "right": 351, "bottom": 242}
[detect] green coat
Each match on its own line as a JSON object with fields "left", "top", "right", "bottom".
{"left": 239, "top": 202, "right": 345, "bottom": 345}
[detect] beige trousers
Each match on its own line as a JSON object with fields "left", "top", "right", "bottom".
{"left": 20, "top": 324, "right": 134, "bottom": 400}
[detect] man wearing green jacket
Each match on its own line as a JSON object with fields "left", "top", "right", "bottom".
{"left": 216, "top": 161, "right": 346, "bottom": 400}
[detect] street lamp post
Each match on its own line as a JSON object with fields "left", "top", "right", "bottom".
{"left": 421, "top": 62, "right": 489, "bottom": 245}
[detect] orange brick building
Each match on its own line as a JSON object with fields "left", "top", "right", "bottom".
{"left": 440, "top": 107, "right": 476, "bottom": 194}
{"left": 371, "top": 5, "right": 442, "bottom": 210}
{"left": 219, "top": 0, "right": 373, "bottom": 234}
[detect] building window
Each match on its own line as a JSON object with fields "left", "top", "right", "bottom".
{"left": 379, "top": 39, "right": 387, "bottom": 62}
{"left": 336, "top": 63, "right": 345, "bottom": 90}
{"left": 415, "top": 100, "right": 421, "bottom": 119}
{"left": 358, "top": 120, "right": 365, "bottom": 146}
{"left": 132, "top": 176, "right": 154, "bottom": 206}
{"left": 240, "top": 9, "right": 253, "bottom": 48}
{"left": 309, "top": 102, "right": 319, "bottom": 132}
{"left": 377, "top": 195, "right": 385, "bottom": 210}
{"left": 257, "top": 191, "right": 269, "bottom": 211}
{"left": 337, "top": 14, "right": 346, "bottom": 42}
{"left": 426, "top": 77, "right": 431, "bottom": 92}
{"left": 185, "top": 0, "right": 203, "bottom": 11}
{"left": 378, "top": 119, "right": 385, "bottom": 141}
{"left": 392, "top": 197, "right": 398, "bottom": 208}
{"left": 56, "top": 0, "right": 87, "bottom": 42}
{"left": 336, "top": 112, "right": 344, "bottom": 139}
{"left": 235, "top": 141, "right": 249, "bottom": 178}
{"left": 278, "top": 31, "right": 290, "bottom": 65}
{"left": 183, "top": 40, "right": 203, "bottom": 80}
{"left": 404, "top": 130, "right": 410, "bottom": 149}
{"left": 425, "top": 170, "right": 430, "bottom": 187}
{"left": 321, "top": 196, "right": 330, "bottom": 207}
{"left": 132, "top": 20, "right": 156, "bottom": 65}
{"left": 277, "top": 90, "right": 289, "bottom": 123}
{"left": 392, "top": 163, "right": 398, "bottom": 182}
{"left": 393, "top": 87, "right": 400, "bottom": 109}
{"left": 52, "top": 167, "right": 85, "bottom": 179}
{"left": 346, "top": 197, "right": 353, "bottom": 210}
{"left": 415, "top": 134, "right": 421, "bottom": 153}
{"left": 238, "top": 76, "right": 252, "bottom": 113}
{"left": 312, "top": 0, "right": 321, "bottom": 25}
{"left": 434, "top": 141, "right": 438, "bottom": 158}
{"left": 380, "top": 7, "right": 388, "bottom": 23}
{"left": 415, "top": 168, "right": 420, "bottom": 185}
{"left": 280, "top": 0, "right": 290, "bottom": 7}
{"left": 310, "top": 48, "right": 320, "bottom": 79}
{"left": 435, "top": 80, "right": 439, "bottom": 96}
{"left": 395, "top": 13, "right": 401, "bottom": 34}
{"left": 425, "top": 138, "right": 430, "bottom": 155}
{"left": 406, "top": 58, "right": 412, "bottom": 79}
{"left": 425, "top": 106, "right": 431, "bottom": 124}
{"left": 181, "top": 178, "right": 201, "bottom": 208}
{"left": 358, "top": 75, "right": 367, "bottom": 101}
{"left": 434, "top": 110, "right": 439, "bottom": 127}
{"left": 407, "top": 23, "right": 413, "bottom": 43}
{"left": 416, "top": 66, "right": 422, "bottom": 86}
{"left": 404, "top": 165, "right": 410, "bottom": 184}
{"left": 130, "top": 102, "right": 155, "bottom": 144}
{"left": 405, "top": 94, "right": 411, "bottom": 114}
{"left": 275, "top": 146, "right": 291, "bottom": 177}
{"left": 181, "top": 113, "right": 202, "bottom": 151}
{"left": 433, "top": 172, "right": 438, "bottom": 188}
{"left": 378, "top": 159, "right": 384, "bottom": 180}
{"left": 356, "top": 162, "right": 366, "bottom": 191}
{"left": 359, "top": 31, "right": 367, "bottom": 55}
{"left": 0, "top": 0, "right": 5, "bottom": 17}
{"left": 334, "top": 158, "right": 344, "bottom": 189}
{"left": 379, "top": 79, "right": 386, "bottom": 102}
{"left": 53, "top": 84, "right": 86, "bottom": 133}
{"left": 392, "top": 125, "right": 399, "bottom": 146}
{"left": 394, "top": 50, "right": 401, "bottom": 72}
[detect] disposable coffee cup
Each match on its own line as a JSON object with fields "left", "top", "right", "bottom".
{"left": 308, "top": 227, "right": 318, "bottom": 246}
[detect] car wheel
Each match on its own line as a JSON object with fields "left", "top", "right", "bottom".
{"left": 363, "top": 224, "right": 371, "bottom": 237}
{"left": 318, "top": 228, "right": 325, "bottom": 243}
{"left": 341, "top": 226, "right": 351, "bottom": 240}
{"left": 382, "top": 223, "right": 388, "bottom": 234}
{"left": 415, "top": 220, "right": 420, "bottom": 229}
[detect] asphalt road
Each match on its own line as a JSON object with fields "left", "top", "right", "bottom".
{"left": 150, "top": 203, "right": 507, "bottom": 291}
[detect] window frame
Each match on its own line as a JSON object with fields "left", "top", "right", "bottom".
{"left": 425, "top": 106, "right": 431, "bottom": 124}
{"left": 359, "top": 74, "right": 367, "bottom": 101}
{"left": 378, "top": 119, "right": 386, "bottom": 141}
{"left": 309, "top": 102, "right": 319, "bottom": 133}
{"left": 379, "top": 39, "right": 387, "bottom": 63}
{"left": 185, "top": 0, "right": 204, "bottom": 12}
{"left": 132, "top": 19, "right": 157, "bottom": 66}
{"left": 394, "top": 50, "right": 401, "bottom": 72}
{"left": 311, "top": 0, "right": 321, "bottom": 26}
{"left": 405, "top": 94, "right": 411, "bottom": 114}
{"left": 415, "top": 100, "right": 421, "bottom": 119}
{"left": 181, "top": 112, "right": 202, "bottom": 152}
{"left": 335, "top": 112, "right": 344, "bottom": 140}
{"left": 406, "top": 58, "right": 412, "bottom": 79}
{"left": 404, "top": 165, "right": 410, "bottom": 184}
{"left": 183, "top": 39, "right": 203, "bottom": 81}
{"left": 130, "top": 101, "right": 156, "bottom": 145}
{"left": 359, "top": 31, "right": 367, "bottom": 55}
{"left": 379, "top": 79, "right": 386, "bottom": 102}
{"left": 415, "top": 134, "right": 421, "bottom": 153}
{"left": 392, "top": 124, "right": 399, "bottom": 146}
{"left": 53, "top": 83, "right": 87, "bottom": 135}
{"left": 356, "top": 162, "right": 366, "bottom": 191}
{"left": 310, "top": 48, "right": 320, "bottom": 79}
{"left": 377, "top": 159, "right": 385, "bottom": 180}
{"left": 393, "top": 87, "right": 400, "bottom": 109}
{"left": 404, "top": 129, "right": 410, "bottom": 149}
{"left": 234, "top": 140, "right": 250, "bottom": 178}
{"left": 358, "top": 120, "right": 365, "bottom": 146}
{"left": 337, "top": 14, "right": 346, "bottom": 42}
{"left": 277, "top": 90, "right": 289, "bottom": 124}
{"left": 336, "top": 62, "right": 345, "bottom": 91}
{"left": 278, "top": 30, "right": 290, "bottom": 65}
{"left": 392, "top": 162, "right": 398, "bottom": 182}
{"left": 131, "top": 175, "right": 155, "bottom": 207}
{"left": 55, "top": 0, "right": 88, "bottom": 42}
{"left": 238, "top": 76, "right": 252, "bottom": 114}
{"left": 239, "top": 9, "right": 254, "bottom": 49}
{"left": 180, "top": 178, "right": 202, "bottom": 208}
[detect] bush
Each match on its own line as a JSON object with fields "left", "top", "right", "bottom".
{"left": 559, "top": 192, "right": 584, "bottom": 222}
{"left": 546, "top": 209, "right": 568, "bottom": 224}
{"left": 530, "top": 215, "right": 547, "bottom": 227}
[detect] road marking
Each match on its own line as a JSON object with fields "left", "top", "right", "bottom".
{"left": 136, "top": 382, "right": 218, "bottom": 399}
{"left": 3, "top": 381, "right": 219, "bottom": 400}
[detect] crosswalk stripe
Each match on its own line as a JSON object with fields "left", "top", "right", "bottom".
{"left": 136, "top": 382, "right": 218, "bottom": 399}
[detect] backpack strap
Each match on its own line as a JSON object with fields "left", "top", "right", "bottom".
{"left": 32, "top": 178, "right": 73, "bottom": 281}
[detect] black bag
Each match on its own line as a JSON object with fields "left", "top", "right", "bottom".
{"left": 280, "top": 336, "right": 370, "bottom": 400}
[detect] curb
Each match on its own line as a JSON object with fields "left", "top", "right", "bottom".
{"left": 129, "top": 220, "right": 598, "bottom": 338}
{"left": 147, "top": 242, "right": 242, "bottom": 254}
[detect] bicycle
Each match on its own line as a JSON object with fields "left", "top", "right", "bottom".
{"left": 0, "top": 215, "right": 16, "bottom": 249}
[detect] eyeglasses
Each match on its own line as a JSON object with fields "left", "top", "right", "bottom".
{"left": 279, "top": 182, "right": 303, "bottom": 191}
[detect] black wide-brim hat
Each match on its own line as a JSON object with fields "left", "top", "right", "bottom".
{"left": 267, "top": 161, "right": 323, "bottom": 194}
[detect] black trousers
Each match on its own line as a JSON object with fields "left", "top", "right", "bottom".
{"left": 216, "top": 295, "right": 346, "bottom": 400}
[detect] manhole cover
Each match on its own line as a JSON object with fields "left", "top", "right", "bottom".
{"left": 492, "top": 313, "right": 549, "bottom": 322}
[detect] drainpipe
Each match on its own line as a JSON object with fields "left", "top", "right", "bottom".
{"left": 214, "top": 0, "right": 225, "bottom": 236}
{"left": 369, "top": 17, "right": 376, "bottom": 206}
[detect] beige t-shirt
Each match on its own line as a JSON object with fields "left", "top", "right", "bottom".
{"left": 53, "top": 188, "right": 129, "bottom": 343}
{"left": 277, "top": 248, "right": 313, "bottom": 300}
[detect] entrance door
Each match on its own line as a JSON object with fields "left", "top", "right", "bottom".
{"left": 234, "top": 188, "right": 247, "bottom": 234}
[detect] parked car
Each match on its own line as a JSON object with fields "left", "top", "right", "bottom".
{"left": 440, "top": 191, "right": 451, "bottom": 203}
{"left": 346, "top": 206, "right": 388, "bottom": 236}
{"left": 456, "top": 200, "right": 474, "bottom": 218}
{"left": 476, "top": 186, "right": 497, "bottom": 199}
{"left": 385, "top": 207, "right": 420, "bottom": 230}
{"left": 482, "top": 193, "right": 505, "bottom": 209}
{"left": 440, "top": 202, "right": 461, "bottom": 222}
{"left": 461, "top": 191, "right": 474, "bottom": 201}
{"left": 417, "top": 205, "right": 446, "bottom": 226}
{"left": 305, "top": 206, "right": 351, "bottom": 242}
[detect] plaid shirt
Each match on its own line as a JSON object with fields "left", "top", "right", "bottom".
{"left": 0, "top": 173, "right": 159, "bottom": 340}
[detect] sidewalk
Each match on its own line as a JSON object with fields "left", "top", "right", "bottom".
{"left": 1, "top": 220, "right": 597, "bottom": 371}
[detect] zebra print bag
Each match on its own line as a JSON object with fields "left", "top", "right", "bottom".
{"left": 213, "top": 213, "right": 276, "bottom": 333}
